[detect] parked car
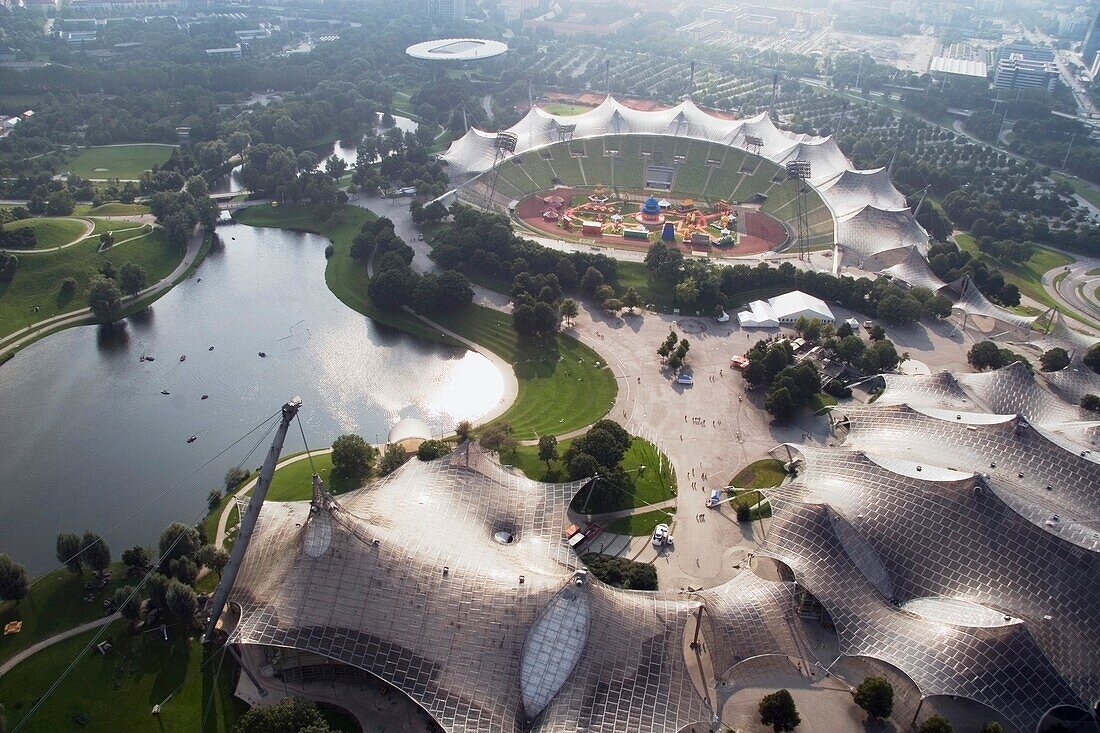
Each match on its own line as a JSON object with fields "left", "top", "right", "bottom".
{"left": 651, "top": 523, "right": 672, "bottom": 547}
{"left": 714, "top": 311, "right": 730, "bottom": 323}
{"left": 676, "top": 372, "right": 694, "bottom": 385}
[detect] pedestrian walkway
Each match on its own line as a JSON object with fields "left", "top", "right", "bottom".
{"left": 0, "top": 613, "right": 119, "bottom": 677}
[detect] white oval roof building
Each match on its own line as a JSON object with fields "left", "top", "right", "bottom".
{"left": 387, "top": 416, "right": 432, "bottom": 452}
{"left": 405, "top": 38, "right": 508, "bottom": 61}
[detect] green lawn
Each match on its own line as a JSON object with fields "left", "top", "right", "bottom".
{"left": 264, "top": 453, "right": 356, "bottom": 502}
{"left": 507, "top": 436, "right": 675, "bottom": 510}
{"left": 540, "top": 103, "right": 594, "bottom": 116}
{"left": 0, "top": 563, "right": 129, "bottom": 665}
{"left": 432, "top": 304, "right": 618, "bottom": 439}
{"left": 0, "top": 226, "right": 182, "bottom": 340}
{"left": 809, "top": 392, "right": 838, "bottom": 414}
{"left": 3, "top": 217, "right": 87, "bottom": 249}
{"left": 233, "top": 204, "right": 461, "bottom": 347}
{"left": 66, "top": 144, "right": 176, "bottom": 179}
{"left": 729, "top": 458, "right": 787, "bottom": 489}
{"left": 0, "top": 623, "right": 245, "bottom": 733}
{"left": 78, "top": 203, "right": 151, "bottom": 217}
{"left": 606, "top": 508, "right": 676, "bottom": 536}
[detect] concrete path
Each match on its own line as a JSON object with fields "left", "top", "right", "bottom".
{"left": 0, "top": 217, "right": 94, "bottom": 254}
{"left": 0, "top": 226, "right": 204, "bottom": 358}
{"left": 0, "top": 613, "right": 119, "bottom": 677}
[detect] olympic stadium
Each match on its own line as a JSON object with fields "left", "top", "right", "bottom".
{"left": 222, "top": 350, "right": 1100, "bottom": 733}
{"left": 439, "top": 96, "right": 934, "bottom": 275}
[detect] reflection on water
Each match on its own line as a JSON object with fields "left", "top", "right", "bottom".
{"left": 0, "top": 220, "right": 503, "bottom": 571}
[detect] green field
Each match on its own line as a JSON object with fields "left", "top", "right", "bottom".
{"left": 0, "top": 224, "right": 182, "bottom": 340}
{"left": 431, "top": 304, "right": 618, "bottom": 439}
{"left": 0, "top": 564, "right": 129, "bottom": 664}
{"left": 66, "top": 144, "right": 176, "bottom": 179}
{"left": 507, "top": 436, "right": 675, "bottom": 510}
{"left": 729, "top": 458, "right": 787, "bottom": 489}
{"left": 0, "top": 623, "right": 245, "bottom": 733}
{"left": 2, "top": 217, "right": 87, "bottom": 249}
{"left": 541, "top": 103, "right": 594, "bottom": 116}
{"left": 606, "top": 508, "right": 676, "bottom": 536}
{"left": 233, "top": 204, "right": 461, "bottom": 347}
{"left": 264, "top": 452, "right": 359, "bottom": 502}
{"left": 77, "top": 203, "right": 152, "bottom": 217}
{"left": 809, "top": 392, "right": 838, "bottom": 414}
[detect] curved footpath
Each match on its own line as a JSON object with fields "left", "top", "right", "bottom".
{"left": 0, "top": 217, "right": 94, "bottom": 254}
{"left": 0, "top": 226, "right": 204, "bottom": 359}
{"left": 0, "top": 613, "right": 119, "bottom": 677}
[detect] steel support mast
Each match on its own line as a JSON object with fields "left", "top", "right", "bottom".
{"left": 203, "top": 397, "right": 302, "bottom": 643}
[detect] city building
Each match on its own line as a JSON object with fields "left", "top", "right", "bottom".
{"left": 1082, "top": 4, "right": 1100, "bottom": 72}
{"left": 993, "top": 53, "right": 1059, "bottom": 91}
{"left": 428, "top": 0, "right": 466, "bottom": 23}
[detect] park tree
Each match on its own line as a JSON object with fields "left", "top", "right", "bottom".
{"left": 1085, "top": 343, "right": 1100, "bottom": 375}
{"left": 1081, "top": 394, "right": 1100, "bottom": 412}
{"left": 207, "top": 487, "right": 223, "bottom": 511}
{"left": 197, "top": 545, "right": 229, "bottom": 577}
{"left": 60, "top": 276, "right": 78, "bottom": 295}
{"left": 113, "top": 586, "right": 141, "bottom": 620}
{"left": 968, "top": 341, "right": 1005, "bottom": 371}
{"left": 560, "top": 298, "right": 579, "bottom": 321}
{"left": 165, "top": 580, "right": 198, "bottom": 623}
{"left": 56, "top": 531, "right": 84, "bottom": 574}
{"left": 538, "top": 435, "right": 559, "bottom": 472}
{"left": 0, "top": 252, "right": 16, "bottom": 282}
{"left": 158, "top": 522, "right": 201, "bottom": 567}
{"left": 146, "top": 573, "right": 171, "bottom": 609}
{"left": 580, "top": 266, "right": 605, "bottom": 294}
{"left": 417, "top": 439, "right": 451, "bottom": 461}
{"left": 377, "top": 443, "right": 408, "bottom": 476}
{"left": 82, "top": 531, "right": 111, "bottom": 573}
{"left": 224, "top": 467, "right": 250, "bottom": 491}
{"left": 455, "top": 420, "right": 473, "bottom": 443}
{"left": 765, "top": 387, "right": 798, "bottom": 422}
{"left": 99, "top": 231, "right": 114, "bottom": 249}
{"left": 87, "top": 275, "right": 123, "bottom": 322}
{"left": 0, "top": 554, "right": 28, "bottom": 605}
{"left": 918, "top": 716, "right": 953, "bottom": 733}
{"left": 331, "top": 434, "right": 376, "bottom": 482}
{"left": 853, "top": 676, "right": 893, "bottom": 720}
{"left": 759, "top": 689, "right": 801, "bottom": 732}
{"left": 118, "top": 262, "right": 146, "bottom": 296}
{"left": 1039, "top": 347, "right": 1070, "bottom": 372}
{"left": 479, "top": 423, "right": 517, "bottom": 455}
{"left": 234, "top": 696, "right": 333, "bottom": 733}
{"left": 121, "top": 546, "right": 150, "bottom": 574}
{"left": 621, "top": 287, "right": 641, "bottom": 313}
{"left": 674, "top": 277, "right": 699, "bottom": 307}
{"left": 980, "top": 723, "right": 1004, "bottom": 733}
{"left": 168, "top": 557, "right": 198, "bottom": 586}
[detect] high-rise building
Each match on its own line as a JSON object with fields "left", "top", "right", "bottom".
{"left": 428, "top": 0, "right": 466, "bottom": 22}
{"left": 1082, "top": 4, "right": 1100, "bottom": 71}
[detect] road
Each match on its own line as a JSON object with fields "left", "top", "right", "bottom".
{"left": 1043, "top": 258, "right": 1100, "bottom": 327}
{"left": 1055, "top": 51, "right": 1098, "bottom": 119}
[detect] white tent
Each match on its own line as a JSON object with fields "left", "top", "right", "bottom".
{"left": 737, "top": 290, "right": 835, "bottom": 328}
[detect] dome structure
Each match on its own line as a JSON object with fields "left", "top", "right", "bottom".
{"left": 387, "top": 416, "right": 432, "bottom": 453}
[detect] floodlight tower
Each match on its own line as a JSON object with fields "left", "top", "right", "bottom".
{"left": 785, "top": 159, "right": 812, "bottom": 261}
{"left": 485, "top": 130, "right": 518, "bottom": 209}
{"left": 744, "top": 134, "right": 764, "bottom": 158}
